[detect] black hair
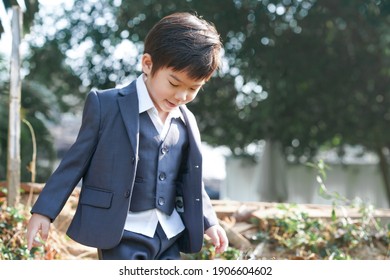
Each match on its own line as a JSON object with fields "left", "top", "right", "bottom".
{"left": 144, "top": 12, "right": 222, "bottom": 81}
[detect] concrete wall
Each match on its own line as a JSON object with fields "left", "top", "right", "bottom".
{"left": 223, "top": 157, "right": 389, "bottom": 209}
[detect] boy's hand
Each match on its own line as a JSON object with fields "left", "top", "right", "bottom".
{"left": 26, "top": 213, "right": 51, "bottom": 250}
{"left": 205, "top": 224, "right": 229, "bottom": 254}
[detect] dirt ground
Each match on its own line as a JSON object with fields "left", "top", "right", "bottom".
{"left": 12, "top": 182, "right": 390, "bottom": 260}
{"left": 43, "top": 197, "right": 390, "bottom": 260}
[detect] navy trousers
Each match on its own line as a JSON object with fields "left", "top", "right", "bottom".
{"left": 97, "top": 224, "right": 182, "bottom": 260}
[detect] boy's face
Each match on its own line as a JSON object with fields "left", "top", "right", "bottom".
{"left": 142, "top": 54, "right": 206, "bottom": 117}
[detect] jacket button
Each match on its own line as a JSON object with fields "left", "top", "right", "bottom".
{"left": 158, "top": 172, "right": 166, "bottom": 181}
{"left": 176, "top": 198, "right": 183, "bottom": 209}
{"left": 161, "top": 146, "right": 169, "bottom": 154}
{"left": 124, "top": 190, "right": 130, "bottom": 198}
{"left": 158, "top": 197, "right": 165, "bottom": 206}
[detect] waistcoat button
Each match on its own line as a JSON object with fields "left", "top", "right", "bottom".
{"left": 158, "top": 172, "right": 166, "bottom": 181}
{"left": 124, "top": 190, "right": 130, "bottom": 198}
{"left": 158, "top": 197, "right": 165, "bottom": 206}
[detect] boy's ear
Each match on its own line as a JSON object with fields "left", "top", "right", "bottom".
{"left": 141, "top": 53, "right": 153, "bottom": 75}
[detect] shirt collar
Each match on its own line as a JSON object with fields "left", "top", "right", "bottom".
{"left": 136, "top": 74, "right": 154, "bottom": 114}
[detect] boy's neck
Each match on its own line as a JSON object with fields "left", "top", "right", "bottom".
{"left": 158, "top": 111, "right": 169, "bottom": 124}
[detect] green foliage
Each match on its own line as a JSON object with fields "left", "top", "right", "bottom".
{"left": 0, "top": 199, "right": 44, "bottom": 259}
{"left": 0, "top": 78, "right": 59, "bottom": 182}
{"left": 1, "top": 1, "right": 86, "bottom": 182}
{"left": 251, "top": 160, "right": 390, "bottom": 260}
{"left": 259, "top": 161, "right": 389, "bottom": 260}
{"left": 192, "top": 199, "right": 389, "bottom": 260}
{"left": 18, "top": 1, "right": 390, "bottom": 195}
{"left": 25, "top": 0, "right": 390, "bottom": 163}
{"left": 250, "top": 204, "right": 388, "bottom": 260}
{"left": 192, "top": 160, "right": 389, "bottom": 260}
{"left": 183, "top": 239, "right": 241, "bottom": 260}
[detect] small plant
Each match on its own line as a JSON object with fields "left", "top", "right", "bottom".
{"left": 183, "top": 239, "right": 241, "bottom": 260}
{"left": 0, "top": 197, "right": 66, "bottom": 260}
{"left": 240, "top": 159, "right": 390, "bottom": 260}
{"left": 312, "top": 160, "right": 388, "bottom": 248}
{"left": 309, "top": 159, "right": 389, "bottom": 259}
{"left": 0, "top": 200, "right": 44, "bottom": 259}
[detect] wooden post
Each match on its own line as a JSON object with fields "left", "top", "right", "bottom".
{"left": 7, "top": 6, "right": 23, "bottom": 207}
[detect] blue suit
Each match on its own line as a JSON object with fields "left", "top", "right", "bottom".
{"left": 31, "top": 81, "right": 218, "bottom": 253}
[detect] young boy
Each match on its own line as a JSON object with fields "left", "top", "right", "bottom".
{"left": 26, "top": 12, "right": 228, "bottom": 260}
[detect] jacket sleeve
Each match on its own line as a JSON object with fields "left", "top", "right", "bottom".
{"left": 202, "top": 181, "right": 219, "bottom": 230}
{"left": 31, "top": 91, "right": 101, "bottom": 221}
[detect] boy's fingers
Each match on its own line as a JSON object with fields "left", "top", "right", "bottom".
{"left": 209, "top": 230, "right": 220, "bottom": 248}
{"left": 40, "top": 221, "right": 50, "bottom": 241}
{"left": 27, "top": 225, "right": 39, "bottom": 250}
{"left": 27, "top": 229, "right": 47, "bottom": 250}
{"left": 215, "top": 229, "right": 228, "bottom": 254}
{"left": 26, "top": 215, "right": 50, "bottom": 250}
{"left": 205, "top": 225, "right": 229, "bottom": 254}
{"left": 220, "top": 230, "right": 228, "bottom": 250}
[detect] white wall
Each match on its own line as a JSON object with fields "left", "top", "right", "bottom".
{"left": 223, "top": 158, "right": 390, "bottom": 209}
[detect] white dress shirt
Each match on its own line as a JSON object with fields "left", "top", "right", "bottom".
{"left": 123, "top": 74, "right": 185, "bottom": 239}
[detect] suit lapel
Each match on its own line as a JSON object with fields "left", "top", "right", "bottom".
{"left": 117, "top": 81, "right": 139, "bottom": 155}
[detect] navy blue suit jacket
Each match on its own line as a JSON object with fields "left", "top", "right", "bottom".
{"left": 31, "top": 81, "right": 218, "bottom": 253}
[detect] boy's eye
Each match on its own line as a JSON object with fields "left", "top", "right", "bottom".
{"left": 191, "top": 86, "right": 203, "bottom": 91}
{"left": 169, "top": 81, "right": 178, "bottom": 87}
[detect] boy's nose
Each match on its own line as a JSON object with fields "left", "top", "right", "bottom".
{"left": 175, "top": 91, "right": 187, "bottom": 102}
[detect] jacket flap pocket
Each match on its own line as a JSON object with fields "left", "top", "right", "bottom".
{"left": 80, "top": 186, "right": 113, "bottom": 209}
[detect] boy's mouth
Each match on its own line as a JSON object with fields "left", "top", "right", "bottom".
{"left": 166, "top": 100, "right": 179, "bottom": 108}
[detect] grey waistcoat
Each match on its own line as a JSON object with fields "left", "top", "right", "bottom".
{"left": 129, "top": 112, "right": 189, "bottom": 215}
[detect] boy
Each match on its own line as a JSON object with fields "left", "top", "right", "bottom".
{"left": 26, "top": 12, "right": 228, "bottom": 260}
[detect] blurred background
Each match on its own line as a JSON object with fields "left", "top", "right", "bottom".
{"left": 1, "top": 0, "right": 390, "bottom": 208}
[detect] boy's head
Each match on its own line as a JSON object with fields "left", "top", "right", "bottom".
{"left": 143, "top": 12, "right": 222, "bottom": 81}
